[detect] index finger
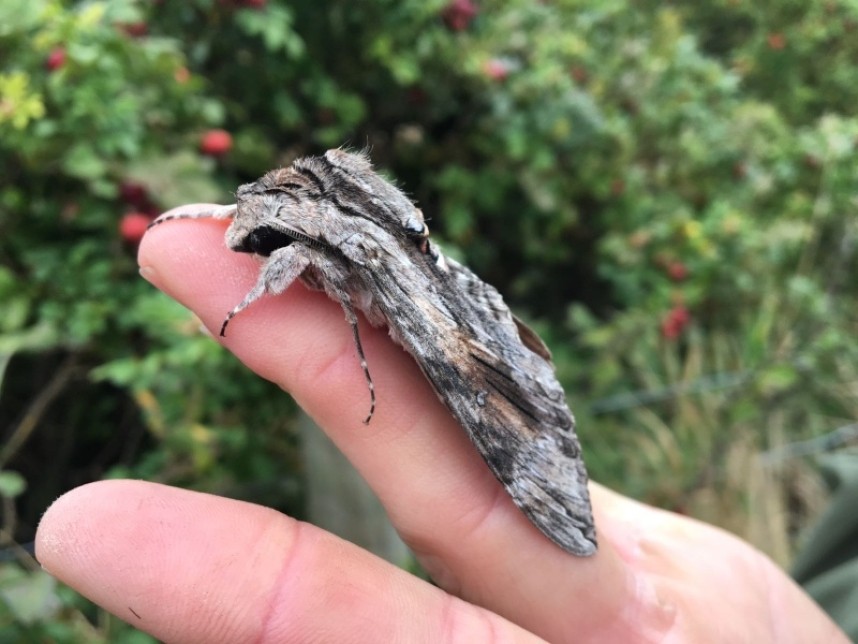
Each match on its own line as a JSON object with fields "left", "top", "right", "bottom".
{"left": 138, "top": 208, "right": 664, "bottom": 642}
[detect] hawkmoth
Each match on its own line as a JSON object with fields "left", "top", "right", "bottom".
{"left": 151, "top": 149, "right": 597, "bottom": 556}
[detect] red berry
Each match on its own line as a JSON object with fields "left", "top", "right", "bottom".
{"left": 666, "top": 261, "right": 688, "bottom": 282}
{"left": 766, "top": 33, "right": 786, "bottom": 50}
{"left": 199, "top": 129, "right": 233, "bottom": 156}
{"left": 316, "top": 108, "right": 336, "bottom": 125}
{"left": 482, "top": 59, "right": 509, "bottom": 82}
{"left": 174, "top": 66, "right": 191, "bottom": 84}
{"left": 120, "top": 213, "right": 153, "bottom": 245}
{"left": 61, "top": 201, "right": 80, "bottom": 223}
{"left": 442, "top": 0, "right": 478, "bottom": 32}
{"left": 671, "top": 305, "right": 690, "bottom": 325}
{"left": 119, "top": 181, "right": 149, "bottom": 208}
{"left": 45, "top": 48, "right": 66, "bottom": 71}
{"left": 803, "top": 154, "right": 822, "bottom": 170}
{"left": 406, "top": 86, "right": 427, "bottom": 105}
{"left": 570, "top": 65, "right": 588, "bottom": 84}
{"left": 661, "top": 305, "right": 690, "bottom": 340}
{"left": 118, "top": 21, "right": 148, "bottom": 37}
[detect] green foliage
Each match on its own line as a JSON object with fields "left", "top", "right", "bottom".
{"left": 2, "top": 0, "right": 857, "bottom": 638}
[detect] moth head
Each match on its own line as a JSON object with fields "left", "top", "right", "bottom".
{"left": 224, "top": 187, "right": 301, "bottom": 257}
{"left": 321, "top": 149, "right": 431, "bottom": 247}
{"left": 224, "top": 150, "right": 432, "bottom": 259}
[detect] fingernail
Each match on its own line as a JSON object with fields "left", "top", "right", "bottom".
{"left": 139, "top": 265, "right": 160, "bottom": 287}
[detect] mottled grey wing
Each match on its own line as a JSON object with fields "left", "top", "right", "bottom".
{"left": 371, "top": 254, "right": 597, "bottom": 556}
{"left": 451, "top": 314, "right": 597, "bottom": 557}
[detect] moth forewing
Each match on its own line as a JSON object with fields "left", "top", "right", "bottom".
{"left": 152, "top": 149, "right": 597, "bottom": 556}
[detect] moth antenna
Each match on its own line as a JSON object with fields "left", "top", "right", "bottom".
{"left": 211, "top": 204, "right": 238, "bottom": 219}
{"left": 147, "top": 204, "right": 238, "bottom": 230}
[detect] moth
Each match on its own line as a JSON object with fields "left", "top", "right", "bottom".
{"left": 151, "top": 149, "right": 597, "bottom": 556}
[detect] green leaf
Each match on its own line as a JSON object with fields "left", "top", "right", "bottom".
{"left": 0, "top": 568, "right": 59, "bottom": 624}
{"left": 0, "top": 471, "right": 27, "bottom": 498}
{"left": 758, "top": 365, "right": 799, "bottom": 396}
{"left": 62, "top": 144, "right": 107, "bottom": 180}
{"left": 0, "top": 0, "right": 47, "bottom": 36}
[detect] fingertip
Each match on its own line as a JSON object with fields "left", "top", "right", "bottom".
{"left": 35, "top": 481, "right": 104, "bottom": 576}
{"left": 138, "top": 206, "right": 235, "bottom": 284}
{"left": 35, "top": 480, "right": 299, "bottom": 643}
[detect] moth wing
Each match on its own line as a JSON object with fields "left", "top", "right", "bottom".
{"left": 453, "top": 338, "right": 597, "bottom": 556}
{"left": 362, "top": 245, "right": 595, "bottom": 554}
{"left": 447, "top": 256, "right": 553, "bottom": 362}
{"left": 512, "top": 315, "right": 553, "bottom": 362}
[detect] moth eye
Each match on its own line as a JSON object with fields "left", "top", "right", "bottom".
{"left": 239, "top": 226, "right": 294, "bottom": 257}
{"left": 403, "top": 219, "right": 428, "bottom": 238}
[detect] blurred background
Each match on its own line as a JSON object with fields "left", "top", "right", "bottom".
{"left": 2, "top": 0, "right": 857, "bottom": 639}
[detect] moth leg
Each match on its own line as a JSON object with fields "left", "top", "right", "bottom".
{"left": 220, "top": 244, "right": 312, "bottom": 336}
{"left": 326, "top": 286, "right": 376, "bottom": 425}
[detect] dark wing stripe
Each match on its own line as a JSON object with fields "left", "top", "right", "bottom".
{"left": 293, "top": 165, "right": 327, "bottom": 194}
{"left": 471, "top": 351, "right": 550, "bottom": 423}
{"left": 470, "top": 351, "right": 516, "bottom": 382}
{"left": 331, "top": 196, "right": 383, "bottom": 226}
{"left": 272, "top": 183, "right": 304, "bottom": 194}
{"left": 485, "top": 377, "right": 540, "bottom": 423}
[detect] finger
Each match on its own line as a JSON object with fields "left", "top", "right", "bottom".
{"left": 36, "top": 480, "right": 543, "bottom": 644}
{"left": 139, "top": 212, "right": 673, "bottom": 641}
{"left": 593, "top": 485, "right": 850, "bottom": 643}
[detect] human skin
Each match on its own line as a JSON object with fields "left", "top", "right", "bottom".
{"left": 36, "top": 206, "right": 848, "bottom": 643}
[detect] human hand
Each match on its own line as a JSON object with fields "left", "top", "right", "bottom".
{"left": 36, "top": 206, "right": 847, "bottom": 643}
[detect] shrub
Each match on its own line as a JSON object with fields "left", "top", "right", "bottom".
{"left": 2, "top": 0, "right": 856, "bottom": 638}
